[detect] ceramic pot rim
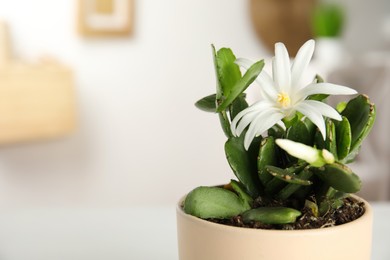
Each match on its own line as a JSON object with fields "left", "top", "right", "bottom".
{"left": 177, "top": 194, "right": 372, "bottom": 235}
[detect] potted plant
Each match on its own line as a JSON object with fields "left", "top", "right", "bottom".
{"left": 311, "top": 3, "right": 346, "bottom": 68}
{"left": 176, "top": 39, "right": 376, "bottom": 260}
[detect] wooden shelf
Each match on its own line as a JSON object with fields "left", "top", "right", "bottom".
{"left": 0, "top": 21, "right": 77, "bottom": 145}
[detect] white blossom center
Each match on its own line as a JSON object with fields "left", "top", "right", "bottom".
{"left": 277, "top": 91, "right": 291, "bottom": 108}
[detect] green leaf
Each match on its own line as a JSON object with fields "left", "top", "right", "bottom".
{"left": 212, "top": 46, "right": 242, "bottom": 99}
{"left": 211, "top": 45, "right": 222, "bottom": 99}
{"left": 212, "top": 46, "right": 249, "bottom": 138}
{"left": 341, "top": 95, "right": 376, "bottom": 163}
{"left": 183, "top": 186, "right": 250, "bottom": 219}
{"left": 247, "top": 135, "right": 263, "bottom": 175}
{"left": 242, "top": 207, "right": 301, "bottom": 225}
{"left": 217, "top": 60, "right": 264, "bottom": 112}
{"left": 325, "top": 119, "right": 338, "bottom": 160}
{"left": 318, "top": 188, "right": 347, "bottom": 216}
{"left": 314, "top": 128, "right": 325, "bottom": 150}
{"left": 266, "top": 166, "right": 312, "bottom": 186}
{"left": 336, "top": 101, "right": 347, "bottom": 113}
{"left": 286, "top": 120, "right": 311, "bottom": 145}
{"left": 264, "top": 163, "right": 307, "bottom": 195}
{"left": 282, "top": 114, "right": 299, "bottom": 129}
{"left": 195, "top": 94, "right": 217, "bottom": 112}
{"left": 307, "top": 75, "right": 328, "bottom": 101}
{"left": 229, "top": 94, "right": 248, "bottom": 120}
{"left": 308, "top": 94, "right": 329, "bottom": 102}
{"left": 218, "top": 110, "right": 233, "bottom": 138}
{"left": 313, "top": 163, "right": 361, "bottom": 193}
{"left": 230, "top": 180, "right": 253, "bottom": 208}
{"left": 257, "top": 136, "right": 278, "bottom": 186}
{"left": 268, "top": 124, "right": 285, "bottom": 139}
{"left": 225, "top": 135, "right": 261, "bottom": 197}
{"left": 303, "top": 117, "right": 316, "bottom": 143}
{"left": 342, "top": 95, "right": 372, "bottom": 145}
{"left": 277, "top": 167, "right": 313, "bottom": 200}
{"left": 335, "top": 116, "right": 351, "bottom": 160}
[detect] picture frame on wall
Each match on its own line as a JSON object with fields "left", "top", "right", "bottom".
{"left": 78, "top": 0, "right": 133, "bottom": 37}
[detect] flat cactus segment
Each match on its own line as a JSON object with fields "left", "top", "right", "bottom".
{"left": 217, "top": 60, "right": 264, "bottom": 112}
{"left": 230, "top": 180, "right": 253, "bottom": 208}
{"left": 336, "top": 101, "right": 347, "bottom": 113}
{"left": 325, "top": 119, "right": 338, "bottom": 160}
{"left": 268, "top": 124, "right": 285, "bottom": 139}
{"left": 277, "top": 167, "right": 314, "bottom": 200}
{"left": 257, "top": 136, "right": 278, "bottom": 186}
{"left": 266, "top": 166, "right": 312, "bottom": 186}
{"left": 183, "top": 186, "right": 250, "bottom": 219}
{"left": 314, "top": 128, "right": 325, "bottom": 150}
{"left": 302, "top": 117, "right": 316, "bottom": 145}
{"left": 229, "top": 94, "right": 249, "bottom": 119}
{"left": 318, "top": 189, "right": 348, "bottom": 216}
{"left": 212, "top": 46, "right": 242, "bottom": 99}
{"left": 341, "top": 95, "right": 372, "bottom": 144}
{"left": 313, "top": 163, "right": 361, "bottom": 193}
{"left": 315, "top": 119, "right": 337, "bottom": 158}
{"left": 335, "top": 116, "right": 352, "bottom": 160}
{"left": 195, "top": 94, "right": 217, "bottom": 112}
{"left": 286, "top": 120, "right": 311, "bottom": 145}
{"left": 242, "top": 207, "right": 302, "bottom": 224}
{"left": 264, "top": 163, "right": 307, "bottom": 195}
{"left": 225, "top": 136, "right": 261, "bottom": 197}
{"left": 341, "top": 95, "right": 376, "bottom": 163}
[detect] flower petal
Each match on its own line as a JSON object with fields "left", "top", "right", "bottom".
{"left": 235, "top": 58, "right": 278, "bottom": 101}
{"left": 295, "top": 83, "right": 357, "bottom": 101}
{"left": 295, "top": 102, "right": 326, "bottom": 139}
{"left": 235, "top": 110, "right": 258, "bottom": 137}
{"left": 236, "top": 105, "right": 280, "bottom": 136}
{"left": 235, "top": 58, "right": 253, "bottom": 70}
{"left": 300, "top": 100, "right": 342, "bottom": 121}
{"left": 257, "top": 71, "right": 278, "bottom": 101}
{"left": 244, "top": 109, "right": 284, "bottom": 150}
{"left": 274, "top": 42, "right": 291, "bottom": 92}
{"left": 230, "top": 100, "right": 273, "bottom": 135}
{"left": 291, "top": 39, "right": 315, "bottom": 88}
{"left": 272, "top": 58, "right": 278, "bottom": 91}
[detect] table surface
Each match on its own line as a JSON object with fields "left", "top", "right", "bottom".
{"left": 0, "top": 203, "right": 388, "bottom": 260}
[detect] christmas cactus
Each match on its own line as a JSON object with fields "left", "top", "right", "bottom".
{"left": 183, "top": 40, "right": 376, "bottom": 228}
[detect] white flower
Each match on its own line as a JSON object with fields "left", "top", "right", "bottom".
{"left": 231, "top": 39, "right": 357, "bottom": 150}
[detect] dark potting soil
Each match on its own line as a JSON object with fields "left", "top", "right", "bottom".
{"left": 207, "top": 196, "right": 365, "bottom": 230}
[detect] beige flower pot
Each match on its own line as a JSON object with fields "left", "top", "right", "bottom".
{"left": 176, "top": 196, "right": 372, "bottom": 260}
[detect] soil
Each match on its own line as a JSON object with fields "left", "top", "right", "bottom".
{"left": 208, "top": 196, "right": 365, "bottom": 230}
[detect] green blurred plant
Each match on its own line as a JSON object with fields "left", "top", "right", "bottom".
{"left": 312, "top": 3, "right": 345, "bottom": 38}
{"left": 183, "top": 41, "right": 376, "bottom": 226}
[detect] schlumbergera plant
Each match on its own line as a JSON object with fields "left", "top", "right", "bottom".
{"left": 183, "top": 40, "right": 376, "bottom": 228}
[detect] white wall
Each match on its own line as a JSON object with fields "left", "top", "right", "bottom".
{"left": 340, "top": 0, "right": 390, "bottom": 53}
{"left": 0, "top": 0, "right": 267, "bottom": 207}
{"left": 0, "top": 0, "right": 388, "bottom": 208}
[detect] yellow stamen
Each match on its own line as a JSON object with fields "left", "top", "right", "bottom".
{"left": 277, "top": 92, "right": 291, "bottom": 108}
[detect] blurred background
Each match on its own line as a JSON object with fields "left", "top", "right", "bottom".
{"left": 0, "top": 0, "right": 389, "bottom": 212}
